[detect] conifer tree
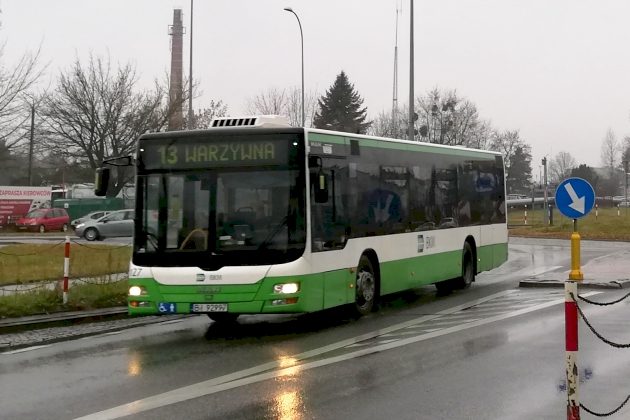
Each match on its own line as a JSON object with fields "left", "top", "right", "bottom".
{"left": 313, "top": 71, "right": 370, "bottom": 133}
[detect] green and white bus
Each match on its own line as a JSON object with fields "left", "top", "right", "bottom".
{"left": 108, "top": 115, "right": 507, "bottom": 321}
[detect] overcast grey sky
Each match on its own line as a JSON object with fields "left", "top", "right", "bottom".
{"left": 4, "top": 0, "right": 630, "bottom": 178}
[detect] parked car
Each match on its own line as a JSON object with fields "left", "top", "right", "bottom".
{"left": 70, "top": 210, "right": 111, "bottom": 229}
{"left": 75, "top": 209, "right": 134, "bottom": 241}
{"left": 16, "top": 208, "right": 70, "bottom": 233}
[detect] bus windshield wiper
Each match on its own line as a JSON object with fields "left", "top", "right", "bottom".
{"left": 257, "top": 216, "right": 288, "bottom": 250}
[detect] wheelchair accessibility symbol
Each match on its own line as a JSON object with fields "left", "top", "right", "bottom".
{"left": 158, "top": 302, "right": 176, "bottom": 313}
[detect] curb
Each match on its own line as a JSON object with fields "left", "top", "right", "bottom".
{"left": 519, "top": 279, "right": 630, "bottom": 289}
{"left": 0, "top": 307, "right": 128, "bottom": 330}
{"left": 0, "top": 308, "right": 193, "bottom": 350}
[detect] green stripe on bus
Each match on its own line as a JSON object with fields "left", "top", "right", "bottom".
{"left": 127, "top": 243, "right": 507, "bottom": 316}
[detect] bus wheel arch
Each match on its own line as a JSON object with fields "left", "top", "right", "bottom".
{"left": 354, "top": 250, "right": 380, "bottom": 316}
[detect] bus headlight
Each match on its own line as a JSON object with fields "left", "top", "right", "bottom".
{"left": 273, "top": 283, "right": 299, "bottom": 294}
{"left": 129, "top": 286, "right": 146, "bottom": 296}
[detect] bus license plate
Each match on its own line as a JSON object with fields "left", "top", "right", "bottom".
{"left": 190, "top": 303, "right": 228, "bottom": 313}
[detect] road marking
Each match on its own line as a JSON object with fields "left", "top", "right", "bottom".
{"left": 157, "top": 319, "right": 186, "bottom": 325}
{"left": 2, "top": 344, "right": 52, "bottom": 355}
{"left": 75, "top": 290, "right": 602, "bottom": 420}
{"left": 102, "top": 331, "right": 123, "bottom": 336}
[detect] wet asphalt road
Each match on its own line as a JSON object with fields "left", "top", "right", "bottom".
{"left": 2, "top": 238, "right": 630, "bottom": 420}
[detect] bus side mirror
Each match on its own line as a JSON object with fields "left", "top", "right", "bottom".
{"left": 314, "top": 171, "right": 329, "bottom": 203}
{"left": 94, "top": 167, "right": 110, "bottom": 196}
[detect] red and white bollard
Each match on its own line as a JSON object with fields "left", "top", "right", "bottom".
{"left": 565, "top": 280, "right": 580, "bottom": 419}
{"left": 63, "top": 236, "right": 70, "bottom": 304}
{"left": 566, "top": 220, "right": 583, "bottom": 420}
{"left": 524, "top": 205, "right": 528, "bottom": 225}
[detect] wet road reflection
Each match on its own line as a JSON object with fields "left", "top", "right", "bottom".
{"left": 127, "top": 350, "right": 143, "bottom": 377}
{"left": 4, "top": 239, "right": 630, "bottom": 420}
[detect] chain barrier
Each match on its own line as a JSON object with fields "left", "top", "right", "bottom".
{"left": 69, "top": 240, "right": 132, "bottom": 250}
{"left": 571, "top": 292, "right": 630, "bottom": 417}
{"left": 571, "top": 293, "right": 630, "bottom": 348}
{"left": 0, "top": 282, "right": 48, "bottom": 294}
{"left": 0, "top": 274, "right": 128, "bottom": 295}
{"left": 72, "top": 275, "right": 127, "bottom": 285}
{"left": 578, "top": 291, "right": 630, "bottom": 306}
{"left": 570, "top": 293, "right": 630, "bottom": 349}
{"left": 0, "top": 240, "right": 65, "bottom": 256}
{"left": 581, "top": 395, "right": 630, "bottom": 417}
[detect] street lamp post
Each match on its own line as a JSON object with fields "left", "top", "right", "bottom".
{"left": 408, "top": 0, "right": 414, "bottom": 141}
{"left": 284, "top": 7, "right": 305, "bottom": 127}
{"left": 188, "top": 0, "right": 194, "bottom": 129}
{"left": 623, "top": 159, "right": 629, "bottom": 216}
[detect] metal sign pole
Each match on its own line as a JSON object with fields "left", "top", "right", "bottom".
{"left": 566, "top": 218, "right": 583, "bottom": 420}
{"left": 555, "top": 177, "right": 593, "bottom": 420}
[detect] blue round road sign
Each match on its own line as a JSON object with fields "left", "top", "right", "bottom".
{"left": 554, "top": 177, "right": 595, "bottom": 219}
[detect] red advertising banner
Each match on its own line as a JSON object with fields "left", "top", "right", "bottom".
{"left": 0, "top": 186, "right": 52, "bottom": 227}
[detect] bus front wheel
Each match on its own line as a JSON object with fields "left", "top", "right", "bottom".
{"left": 354, "top": 255, "right": 377, "bottom": 316}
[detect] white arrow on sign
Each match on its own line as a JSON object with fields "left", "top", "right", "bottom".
{"left": 565, "top": 182, "right": 586, "bottom": 214}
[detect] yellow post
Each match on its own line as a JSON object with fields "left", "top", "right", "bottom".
{"left": 569, "top": 219, "right": 583, "bottom": 281}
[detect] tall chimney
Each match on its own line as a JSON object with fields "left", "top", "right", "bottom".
{"left": 168, "top": 9, "right": 184, "bottom": 131}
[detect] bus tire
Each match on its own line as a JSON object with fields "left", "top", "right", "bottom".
{"left": 354, "top": 255, "right": 377, "bottom": 316}
{"left": 207, "top": 313, "right": 239, "bottom": 323}
{"left": 453, "top": 242, "right": 475, "bottom": 290}
{"left": 435, "top": 279, "right": 453, "bottom": 295}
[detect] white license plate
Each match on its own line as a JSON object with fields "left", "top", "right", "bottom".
{"left": 190, "top": 303, "right": 228, "bottom": 313}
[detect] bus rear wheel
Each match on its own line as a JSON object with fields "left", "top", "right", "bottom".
{"left": 207, "top": 313, "right": 239, "bottom": 323}
{"left": 354, "top": 255, "right": 377, "bottom": 316}
{"left": 453, "top": 242, "right": 475, "bottom": 290}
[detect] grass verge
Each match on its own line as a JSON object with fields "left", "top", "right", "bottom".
{"left": 508, "top": 208, "right": 630, "bottom": 241}
{"left": 0, "top": 243, "right": 131, "bottom": 285}
{"left": 0, "top": 280, "right": 128, "bottom": 318}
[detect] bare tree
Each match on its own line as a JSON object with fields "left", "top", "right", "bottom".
{"left": 246, "top": 87, "right": 286, "bottom": 116}
{"left": 466, "top": 120, "right": 493, "bottom": 150}
{"left": 600, "top": 128, "right": 619, "bottom": 174}
{"left": 549, "top": 151, "right": 577, "bottom": 183}
{"left": 622, "top": 135, "right": 630, "bottom": 167}
{"left": 490, "top": 130, "right": 522, "bottom": 164}
{"left": 41, "top": 55, "right": 183, "bottom": 196}
{"left": 183, "top": 100, "right": 228, "bottom": 129}
{"left": 367, "top": 107, "right": 407, "bottom": 139}
{"left": 246, "top": 86, "right": 319, "bottom": 127}
{"left": 414, "top": 88, "right": 488, "bottom": 148}
{"left": 285, "top": 87, "right": 319, "bottom": 127}
{"left": 368, "top": 99, "right": 494, "bottom": 150}
{"left": 490, "top": 130, "right": 532, "bottom": 193}
{"left": 0, "top": 44, "right": 44, "bottom": 151}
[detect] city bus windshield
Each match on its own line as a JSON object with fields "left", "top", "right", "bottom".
{"left": 133, "top": 133, "right": 305, "bottom": 270}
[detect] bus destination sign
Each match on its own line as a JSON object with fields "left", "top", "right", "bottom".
{"left": 140, "top": 138, "right": 290, "bottom": 170}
